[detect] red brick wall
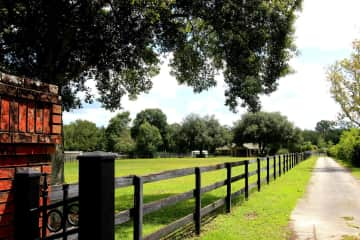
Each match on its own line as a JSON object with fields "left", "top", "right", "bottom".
{"left": 0, "top": 72, "right": 61, "bottom": 239}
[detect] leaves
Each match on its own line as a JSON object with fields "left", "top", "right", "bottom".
{"left": 0, "top": 0, "right": 301, "bottom": 112}
{"left": 327, "top": 40, "right": 360, "bottom": 126}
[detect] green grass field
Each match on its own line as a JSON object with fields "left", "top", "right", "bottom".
{"left": 193, "top": 156, "right": 317, "bottom": 240}
{"left": 64, "top": 156, "right": 316, "bottom": 239}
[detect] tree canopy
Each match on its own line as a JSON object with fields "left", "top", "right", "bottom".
{"left": 327, "top": 39, "right": 360, "bottom": 126}
{"left": 131, "top": 108, "right": 168, "bottom": 150}
{"left": 63, "top": 120, "right": 102, "bottom": 151}
{"left": 105, "top": 112, "right": 132, "bottom": 152}
{"left": 0, "top": 0, "right": 302, "bottom": 112}
{"left": 233, "top": 112, "right": 300, "bottom": 155}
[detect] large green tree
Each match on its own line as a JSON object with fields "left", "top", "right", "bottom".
{"left": 233, "top": 112, "right": 300, "bottom": 155}
{"left": 105, "top": 112, "right": 132, "bottom": 152}
{"left": 0, "top": 0, "right": 301, "bottom": 111}
{"left": 131, "top": 109, "right": 168, "bottom": 151}
{"left": 177, "top": 114, "right": 229, "bottom": 154}
{"left": 63, "top": 120, "right": 102, "bottom": 151}
{"left": 327, "top": 40, "right": 360, "bottom": 126}
{"left": 135, "top": 121, "right": 163, "bottom": 158}
{"left": 0, "top": 0, "right": 302, "bottom": 181}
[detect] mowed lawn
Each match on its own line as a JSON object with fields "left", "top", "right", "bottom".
{"left": 64, "top": 156, "right": 316, "bottom": 239}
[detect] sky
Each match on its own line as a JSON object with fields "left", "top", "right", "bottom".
{"left": 63, "top": 0, "right": 360, "bottom": 130}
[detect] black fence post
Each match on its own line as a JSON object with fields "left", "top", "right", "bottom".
{"left": 14, "top": 169, "right": 41, "bottom": 240}
{"left": 273, "top": 156, "right": 276, "bottom": 180}
{"left": 77, "top": 151, "right": 116, "bottom": 240}
{"left": 266, "top": 157, "right": 270, "bottom": 184}
{"left": 226, "top": 163, "right": 232, "bottom": 213}
{"left": 283, "top": 155, "right": 286, "bottom": 173}
{"left": 286, "top": 154, "right": 289, "bottom": 172}
{"left": 257, "top": 158, "right": 261, "bottom": 192}
{"left": 244, "top": 160, "right": 249, "bottom": 200}
{"left": 134, "top": 176, "right": 144, "bottom": 240}
{"left": 278, "top": 155, "right": 281, "bottom": 177}
{"left": 195, "top": 167, "right": 201, "bottom": 235}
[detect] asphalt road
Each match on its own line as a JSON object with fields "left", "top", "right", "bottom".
{"left": 290, "top": 157, "right": 360, "bottom": 240}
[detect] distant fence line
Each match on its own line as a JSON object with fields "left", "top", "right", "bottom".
{"left": 40, "top": 151, "right": 313, "bottom": 240}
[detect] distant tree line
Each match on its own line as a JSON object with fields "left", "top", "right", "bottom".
{"left": 64, "top": 109, "right": 350, "bottom": 158}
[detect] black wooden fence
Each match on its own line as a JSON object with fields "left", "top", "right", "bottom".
{"left": 15, "top": 152, "right": 311, "bottom": 240}
{"left": 113, "top": 152, "right": 308, "bottom": 240}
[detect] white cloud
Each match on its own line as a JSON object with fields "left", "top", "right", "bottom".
{"left": 261, "top": 59, "right": 340, "bottom": 129}
{"left": 63, "top": 0, "right": 355, "bottom": 130}
{"left": 296, "top": 0, "right": 360, "bottom": 50}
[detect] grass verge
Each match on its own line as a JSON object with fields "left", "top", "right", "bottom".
{"left": 191, "top": 156, "right": 317, "bottom": 240}
{"left": 334, "top": 159, "right": 360, "bottom": 180}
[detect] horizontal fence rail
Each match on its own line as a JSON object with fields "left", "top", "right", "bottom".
{"left": 112, "top": 152, "right": 310, "bottom": 240}
{"left": 42, "top": 151, "right": 313, "bottom": 240}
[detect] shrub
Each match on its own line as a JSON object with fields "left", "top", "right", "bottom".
{"left": 332, "top": 128, "right": 360, "bottom": 166}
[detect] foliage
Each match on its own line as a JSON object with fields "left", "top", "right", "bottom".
{"left": 63, "top": 120, "right": 102, "bottom": 151}
{"left": 197, "top": 157, "right": 317, "bottom": 240}
{"left": 330, "top": 128, "right": 360, "bottom": 166}
{"left": 0, "top": 0, "right": 302, "bottom": 112}
{"left": 327, "top": 40, "right": 360, "bottom": 126}
{"left": 301, "top": 130, "right": 319, "bottom": 145}
{"left": 131, "top": 109, "right": 168, "bottom": 151}
{"left": 64, "top": 155, "right": 316, "bottom": 240}
{"left": 114, "top": 130, "right": 135, "bottom": 154}
{"left": 176, "top": 114, "right": 230, "bottom": 154}
{"left": 233, "top": 112, "right": 301, "bottom": 155}
{"left": 135, "top": 121, "right": 163, "bottom": 158}
{"left": 105, "top": 112, "right": 132, "bottom": 152}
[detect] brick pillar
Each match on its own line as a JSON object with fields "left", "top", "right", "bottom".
{"left": 0, "top": 72, "right": 61, "bottom": 239}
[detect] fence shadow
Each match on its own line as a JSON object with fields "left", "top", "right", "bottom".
{"left": 115, "top": 191, "right": 244, "bottom": 239}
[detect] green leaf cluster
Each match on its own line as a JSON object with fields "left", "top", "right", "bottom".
{"left": 0, "top": 0, "right": 301, "bottom": 112}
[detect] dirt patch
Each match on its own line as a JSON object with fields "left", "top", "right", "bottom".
{"left": 244, "top": 211, "right": 258, "bottom": 220}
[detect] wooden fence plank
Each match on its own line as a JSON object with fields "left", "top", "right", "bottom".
{"left": 143, "top": 213, "right": 193, "bottom": 240}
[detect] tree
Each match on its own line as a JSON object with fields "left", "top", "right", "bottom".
{"left": 114, "top": 130, "right": 135, "bottom": 155}
{"left": 0, "top": 1, "right": 301, "bottom": 112}
{"left": 63, "top": 120, "right": 101, "bottom": 151}
{"left": 135, "top": 121, "right": 163, "bottom": 158}
{"left": 131, "top": 109, "right": 168, "bottom": 150}
{"left": 327, "top": 40, "right": 360, "bottom": 126}
{"left": 0, "top": 1, "right": 302, "bottom": 181}
{"left": 105, "top": 112, "right": 132, "bottom": 152}
{"left": 233, "top": 112, "right": 299, "bottom": 155}
{"left": 177, "top": 114, "right": 229, "bottom": 154}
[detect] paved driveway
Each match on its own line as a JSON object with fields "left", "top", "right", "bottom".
{"left": 291, "top": 157, "right": 360, "bottom": 240}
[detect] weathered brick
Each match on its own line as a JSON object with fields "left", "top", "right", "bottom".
{"left": 51, "top": 135, "right": 62, "bottom": 144}
{"left": 0, "top": 181, "right": 12, "bottom": 191}
{"left": 38, "top": 135, "right": 51, "bottom": 143}
{"left": 13, "top": 133, "right": 38, "bottom": 143}
{"left": 27, "top": 101, "right": 35, "bottom": 133}
{"left": 0, "top": 133, "right": 10, "bottom": 143}
{"left": 43, "top": 106, "right": 51, "bottom": 134}
{"left": 0, "top": 203, "right": 13, "bottom": 215}
{"left": 1, "top": 73, "right": 23, "bottom": 86}
{"left": 0, "top": 84, "right": 17, "bottom": 97}
{"left": 52, "top": 104, "right": 62, "bottom": 114}
{"left": 0, "top": 99, "right": 10, "bottom": 131}
{"left": 52, "top": 125, "right": 61, "bottom": 134}
{"left": 9, "top": 101, "right": 18, "bottom": 132}
{"left": 35, "top": 106, "right": 43, "bottom": 133}
{"left": 0, "top": 192, "right": 13, "bottom": 204}
{"left": 52, "top": 114, "right": 61, "bottom": 124}
{"left": 42, "top": 165, "right": 51, "bottom": 174}
{"left": 49, "top": 84, "right": 58, "bottom": 94}
{"left": 18, "top": 102, "right": 27, "bottom": 132}
{"left": 0, "top": 169, "right": 14, "bottom": 179}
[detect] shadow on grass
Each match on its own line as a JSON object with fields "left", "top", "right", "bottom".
{"left": 115, "top": 189, "right": 249, "bottom": 239}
